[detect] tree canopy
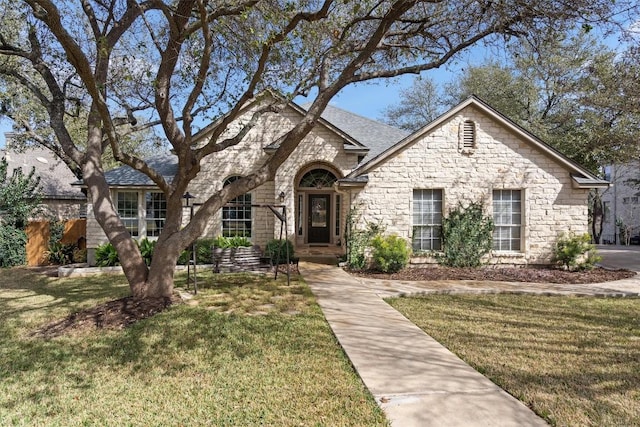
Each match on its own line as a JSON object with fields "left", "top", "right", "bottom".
{"left": 0, "top": 0, "right": 637, "bottom": 299}
{"left": 0, "top": 156, "right": 41, "bottom": 229}
{"left": 383, "top": 30, "right": 640, "bottom": 172}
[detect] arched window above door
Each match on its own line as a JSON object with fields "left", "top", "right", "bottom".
{"left": 299, "top": 169, "right": 337, "bottom": 189}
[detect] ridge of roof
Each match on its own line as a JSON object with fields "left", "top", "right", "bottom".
{"left": 301, "top": 103, "right": 409, "bottom": 162}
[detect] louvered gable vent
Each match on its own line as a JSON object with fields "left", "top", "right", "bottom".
{"left": 462, "top": 120, "right": 475, "bottom": 149}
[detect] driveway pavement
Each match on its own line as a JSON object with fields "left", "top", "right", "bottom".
{"left": 597, "top": 244, "right": 640, "bottom": 272}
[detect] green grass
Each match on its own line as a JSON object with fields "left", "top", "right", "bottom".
{"left": 388, "top": 295, "right": 640, "bottom": 427}
{"left": 0, "top": 268, "right": 387, "bottom": 426}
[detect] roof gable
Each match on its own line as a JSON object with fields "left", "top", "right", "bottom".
{"left": 1, "top": 143, "right": 85, "bottom": 199}
{"left": 302, "top": 104, "right": 409, "bottom": 162}
{"left": 346, "top": 96, "right": 608, "bottom": 188}
{"left": 193, "top": 91, "right": 372, "bottom": 155}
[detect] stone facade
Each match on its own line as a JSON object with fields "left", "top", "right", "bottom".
{"left": 348, "top": 104, "right": 591, "bottom": 265}
{"left": 85, "top": 97, "right": 603, "bottom": 266}
{"left": 86, "top": 103, "right": 361, "bottom": 263}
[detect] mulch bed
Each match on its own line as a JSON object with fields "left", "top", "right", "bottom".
{"left": 32, "top": 295, "right": 181, "bottom": 339}
{"left": 351, "top": 266, "right": 636, "bottom": 284}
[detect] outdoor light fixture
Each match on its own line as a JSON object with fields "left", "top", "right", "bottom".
{"left": 279, "top": 191, "right": 285, "bottom": 203}
{"left": 182, "top": 191, "right": 195, "bottom": 207}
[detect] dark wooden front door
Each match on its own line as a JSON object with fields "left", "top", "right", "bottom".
{"left": 308, "top": 194, "right": 330, "bottom": 243}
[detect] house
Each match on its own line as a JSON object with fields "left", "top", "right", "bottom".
{"left": 2, "top": 134, "right": 86, "bottom": 220}
{"left": 600, "top": 162, "right": 640, "bottom": 244}
{"left": 84, "top": 96, "right": 608, "bottom": 266}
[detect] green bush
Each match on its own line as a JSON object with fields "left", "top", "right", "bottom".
{"left": 195, "top": 238, "right": 217, "bottom": 264}
{"left": 137, "top": 238, "right": 156, "bottom": 266}
{"left": 95, "top": 242, "right": 120, "bottom": 267}
{"left": 439, "top": 202, "right": 494, "bottom": 268}
{"left": 176, "top": 238, "right": 221, "bottom": 265}
{"left": 345, "top": 207, "right": 384, "bottom": 270}
{"left": 213, "top": 236, "right": 252, "bottom": 249}
{"left": 46, "top": 242, "right": 76, "bottom": 265}
{"left": 48, "top": 220, "right": 65, "bottom": 246}
{"left": 370, "top": 234, "right": 411, "bottom": 273}
{"left": 0, "top": 225, "right": 27, "bottom": 267}
{"left": 265, "top": 239, "right": 295, "bottom": 264}
{"left": 177, "top": 249, "right": 191, "bottom": 265}
{"left": 554, "top": 233, "right": 601, "bottom": 271}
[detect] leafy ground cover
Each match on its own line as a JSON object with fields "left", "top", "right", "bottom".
{"left": 388, "top": 294, "right": 640, "bottom": 426}
{"left": 0, "top": 268, "right": 387, "bottom": 426}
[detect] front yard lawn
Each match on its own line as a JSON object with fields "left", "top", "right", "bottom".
{"left": 0, "top": 268, "right": 387, "bottom": 426}
{"left": 388, "top": 295, "right": 640, "bottom": 427}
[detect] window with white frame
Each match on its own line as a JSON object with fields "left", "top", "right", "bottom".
{"left": 222, "top": 176, "right": 252, "bottom": 237}
{"left": 492, "top": 189, "right": 522, "bottom": 251}
{"left": 116, "top": 191, "right": 140, "bottom": 237}
{"left": 145, "top": 192, "right": 166, "bottom": 237}
{"left": 412, "top": 189, "right": 443, "bottom": 251}
{"left": 115, "top": 190, "right": 167, "bottom": 238}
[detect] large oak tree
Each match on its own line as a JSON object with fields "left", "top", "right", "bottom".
{"left": 0, "top": 0, "right": 636, "bottom": 300}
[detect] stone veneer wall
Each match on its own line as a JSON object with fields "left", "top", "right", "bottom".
{"left": 351, "top": 105, "right": 590, "bottom": 265}
{"left": 85, "top": 102, "right": 359, "bottom": 264}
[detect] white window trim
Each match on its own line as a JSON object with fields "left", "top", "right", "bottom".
{"left": 411, "top": 189, "right": 444, "bottom": 252}
{"left": 113, "top": 190, "right": 166, "bottom": 240}
{"left": 492, "top": 189, "right": 524, "bottom": 253}
{"left": 221, "top": 177, "right": 253, "bottom": 239}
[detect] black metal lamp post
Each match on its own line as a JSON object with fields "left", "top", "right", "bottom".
{"left": 183, "top": 192, "right": 197, "bottom": 294}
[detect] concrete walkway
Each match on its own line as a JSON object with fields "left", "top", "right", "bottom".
{"left": 300, "top": 261, "right": 640, "bottom": 427}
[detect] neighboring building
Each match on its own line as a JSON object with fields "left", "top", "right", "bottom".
{"left": 1, "top": 134, "right": 86, "bottom": 220}
{"left": 600, "top": 162, "right": 640, "bottom": 244}
{"left": 83, "top": 96, "right": 608, "bottom": 266}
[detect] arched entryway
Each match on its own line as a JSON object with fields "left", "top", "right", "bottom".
{"left": 295, "top": 166, "right": 342, "bottom": 246}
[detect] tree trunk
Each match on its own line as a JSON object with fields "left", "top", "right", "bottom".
{"left": 591, "top": 190, "right": 603, "bottom": 244}
{"left": 145, "top": 236, "right": 183, "bottom": 298}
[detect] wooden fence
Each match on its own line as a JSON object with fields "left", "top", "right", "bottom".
{"left": 25, "top": 219, "right": 87, "bottom": 266}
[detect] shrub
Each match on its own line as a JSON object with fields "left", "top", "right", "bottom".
{"left": 265, "top": 239, "right": 295, "bottom": 264}
{"left": 554, "top": 233, "right": 601, "bottom": 271}
{"left": 177, "top": 249, "right": 191, "bottom": 265}
{"left": 439, "top": 202, "right": 494, "bottom": 268}
{"left": 72, "top": 247, "right": 87, "bottom": 263}
{"left": 46, "top": 242, "right": 76, "bottom": 265}
{"left": 48, "top": 220, "right": 65, "bottom": 247}
{"left": 95, "top": 242, "right": 120, "bottom": 267}
{"left": 213, "top": 236, "right": 252, "bottom": 249}
{"left": 345, "top": 207, "right": 384, "bottom": 270}
{"left": 196, "top": 238, "right": 218, "bottom": 264}
{"left": 0, "top": 225, "right": 27, "bottom": 267}
{"left": 370, "top": 234, "right": 411, "bottom": 273}
{"left": 137, "top": 238, "right": 156, "bottom": 266}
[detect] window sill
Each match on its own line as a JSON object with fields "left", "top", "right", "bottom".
{"left": 492, "top": 251, "right": 525, "bottom": 257}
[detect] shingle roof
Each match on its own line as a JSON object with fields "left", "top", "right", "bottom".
{"left": 1, "top": 145, "right": 85, "bottom": 199}
{"left": 305, "top": 104, "right": 409, "bottom": 162}
{"left": 101, "top": 153, "right": 178, "bottom": 186}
